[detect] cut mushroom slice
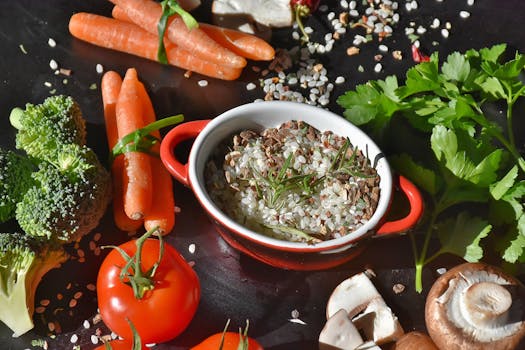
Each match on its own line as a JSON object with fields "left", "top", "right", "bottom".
{"left": 326, "top": 272, "right": 405, "bottom": 345}
{"left": 319, "top": 309, "right": 364, "bottom": 350}
{"left": 425, "top": 262, "right": 525, "bottom": 350}
{"left": 352, "top": 297, "right": 404, "bottom": 345}
{"left": 211, "top": 0, "right": 293, "bottom": 29}
{"left": 326, "top": 272, "right": 383, "bottom": 319}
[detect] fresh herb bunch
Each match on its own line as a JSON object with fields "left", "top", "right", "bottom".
{"left": 337, "top": 43, "right": 525, "bottom": 292}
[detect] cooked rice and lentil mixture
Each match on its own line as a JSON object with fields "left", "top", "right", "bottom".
{"left": 204, "top": 120, "right": 380, "bottom": 243}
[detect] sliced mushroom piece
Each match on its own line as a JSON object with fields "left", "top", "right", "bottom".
{"left": 355, "top": 341, "right": 382, "bottom": 349}
{"left": 319, "top": 309, "right": 364, "bottom": 350}
{"left": 326, "top": 272, "right": 383, "bottom": 319}
{"left": 211, "top": 0, "right": 293, "bottom": 28}
{"left": 351, "top": 297, "right": 404, "bottom": 345}
{"left": 425, "top": 262, "right": 525, "bottom": 350}
{"left": 392, "top": 331, "right": 439, "bottom": 350}
{"left": 326, "top": 272, "right": 404, "bottom": 345}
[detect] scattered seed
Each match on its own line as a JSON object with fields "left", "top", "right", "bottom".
{"left": 19, "top": 44, "right": 27, "bottom": 54}
{"left": 459, "top": 10, "right": 470, "bottom": 18}
{"left": 69, "top": 299, "right": 78, "bottom": 308}
{"left": 35, "top": 306, "right": 46, "bottom": 314}
{"left": 57, "top": 293, "right": 63, "bottom": 300}
{"left": 393, "top": 283, "right": 405, "bottom": 294}
{"left": 48, "top": 322, "right": 55, "bottom": 332}
{"left": 74, "top": 291, "right": 83, "bottom": 299}
{"left": 59, "top": 68, "right": 72, "bottom": 76}
{"left": 40, "top": 299, "right": 51, "bottom": 306}
{"left": 49, "top": 59, "right": 58, "bottom": 70}
{"left": 86, "top": 283, "right": 96, "bottom": 291}
{"left": 335, "top": 76, "right": 345, "bottom": 84}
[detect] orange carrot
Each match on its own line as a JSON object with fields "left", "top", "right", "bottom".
{"left": 69, "top": 13, "right": 243, "bottom": 80}
{"left": 116, "top": 68, "right": 153, "bottom": 220}
{"left": 108, "top": 0, "right": 246, "bottom": 68}
{"left": 101, "top": 71, "right": 144, "bottom": 232}
{"left": 112, "top": 6, "right": 275, "bottom": 61}
{"left": 136, "top": 82, "right": 176, "bottom": 235}
{"left": 199, "top": 23, "right": 275, "bottom": 61}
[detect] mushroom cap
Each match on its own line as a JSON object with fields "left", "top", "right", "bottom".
{"left": 392, "top": 331, "right": 438, "bottom": 350}
{"left": 425, "top": 262, "right": 525, "bottom": 350}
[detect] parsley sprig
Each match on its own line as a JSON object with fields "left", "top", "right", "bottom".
{"left": 337, "top": 43, "right": 525, "bottom": 292}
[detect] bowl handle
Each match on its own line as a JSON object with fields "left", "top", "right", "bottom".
{"left": 160, "top": 119, "right": 211, "bottom": 187}
{"left": 375, "top": 175, "right": 423, "bottom": 235}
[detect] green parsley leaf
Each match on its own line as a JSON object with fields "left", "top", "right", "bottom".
{"left": 436, "top": 211, "right": 491, "bottom": 262}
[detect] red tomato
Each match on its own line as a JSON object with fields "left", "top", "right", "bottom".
{"left": 97, "top": 237, "right": 200, "bottom": 344}
{"left": 95, "top": 340, "right": 147, "bottom": 350}
{"left": 191, "top": 332, "right": 264, "bottom": 350}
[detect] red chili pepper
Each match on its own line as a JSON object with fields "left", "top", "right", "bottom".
{"left": 291, "top": 0, "right": 320, "bottom": 42}
{"left": 411, "top": 44, "right": 430, "bottom": 63}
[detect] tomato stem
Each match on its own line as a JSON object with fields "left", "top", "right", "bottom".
{"left": 108, "top": 227, "right": 164, "bottom": 299}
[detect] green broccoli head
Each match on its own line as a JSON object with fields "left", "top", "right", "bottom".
{"left": 9, "top": 95, "right": 86, "bottom": 161}
{"left": 0, "top": 148, "right": 36, "bottom": 223}
{"left": 16, "top": 144, "right": 112, "bottom": 243}
{"left": 0, "top": 232, "right": 68, "bottom": 337}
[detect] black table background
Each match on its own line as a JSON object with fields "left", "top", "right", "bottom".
{"left": 0, "top": 1, "right": 524, "bottom": 349}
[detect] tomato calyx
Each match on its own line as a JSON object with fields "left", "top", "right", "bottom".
{"left": 105, "top": 227, "right": 164, "bottom": 299}
{"left": 218, "top": 319, "right": 251, "bottom": 350}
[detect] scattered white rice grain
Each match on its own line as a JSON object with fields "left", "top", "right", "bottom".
{"left": 246, "top": 82, "right": 257, "bottom": 91}
{"left": 304, "top": 26, "right": 314, "bottom": 34}
{"left": 374, "top": 63, "right": 382, "bottom": 73}
{"left": 430, "top": 18, "right": 440, "bottom": 29}
{"left": 411, "top": 0, "right": 418, "bottom": 9}
{"left": 83, "top": 320, "right": 91, "bottom": 329}
{"left": 441, "top": 28, "right": 450, "bottom": 38}
{"left": 349, "top": 0, "right": 357, "bottom": 9}
{"left": 96, "top": 63, "right": 104, "bottom": 74}
{"left": 292, "top": 31, "right": 300, "bottom": 40}
{"left": 349, "top": 9, "right": 359, "bottom": 17}
{"left": 459, "top": 10, "right": 470, "bottom": 18}
{"left": 49, "top": 59, "right": 58, "bottom": 70}
{"left": 416, "top": 26, "right": 427, "bottom": 35}
{"left": 19, "top": 44, "right": 27, "bottom": 54}
{"left": 44, "top": 81, "right": 52, "bottom": 88}
{"left": 340, "top": 0, "right": 349, "bottom": 9}
{"left": 445, "top": 21, "right": 452, "bottom": 29}
{"left": 335, "top": 76, "right": 345, "bottom": 84}
{"left": 91, "top": 335, "right": 99, "bottom": 345}
{"left": 70, "top": 334, "right": 78, "bottom": 343}
{"left": 379, "top": 44, "right": 388, "bottom": 52}
{"left": 188, "top": 243, "right": 196, "bottom": 254}
{"left": 467, "top": 0, "right": 474, "bottom": 5}
{"left": 436, "top": 267, "right": 447, "bottom": 275}
{"left": 198, "top": 80, "right": 208, "bottom": 87}
{"left": 48, "top": 38, "right": 56, "bottom": 47}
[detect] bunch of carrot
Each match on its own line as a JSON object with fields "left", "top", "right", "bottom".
{"left": 102, "top": 67, "right": 176, "bottom": 235}
{"left": 68, "top": 0, "right": 275, "bottom": 80}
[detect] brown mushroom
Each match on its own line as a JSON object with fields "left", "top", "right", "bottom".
{"left": 425, "top": 262, "right": 525, "bottom": 350}
{"left": 391, "top": 331, "right": 438, "bottom": 350}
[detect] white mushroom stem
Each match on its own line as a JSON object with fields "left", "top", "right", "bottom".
{"left": 462, "top": 281, "right": 512, "bottom": 327}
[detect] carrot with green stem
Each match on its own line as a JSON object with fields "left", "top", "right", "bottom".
{"left": 111, "top": 5, "right": 275, "bottom": 61}
{"left": 136, "top": 82, "right": 176, "bottom": 235}
{"left": 115, "top": 68, "right": 153, "bottom": 221}
{"left": 108, "top": 0, "right": 247, "bottom": 68}
{"left": 102, "top": 71, "right": 144, "bottom": 232}
{"left": 69, "top": 13, "right": 243, "bottom": 80}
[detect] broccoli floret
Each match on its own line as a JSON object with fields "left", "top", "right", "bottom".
{"left": 0, "top": 232, "right": 68, "bottom": 337}
{"left": 0, "top": 148, "right": 36, "bottom": 223}
{"left": 16, "top": 143, "right": 112, "bottom": 243}
{"left": 9, "top": 95, "right": 86, "bottom": 161}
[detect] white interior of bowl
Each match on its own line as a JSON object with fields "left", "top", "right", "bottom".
{"left": 188, "top": 101, "right": 392, "bottom": 251}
